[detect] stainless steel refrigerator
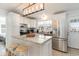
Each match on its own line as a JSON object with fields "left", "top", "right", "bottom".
{"left": 52, "top": 12, "right": 68, "bottom": 52}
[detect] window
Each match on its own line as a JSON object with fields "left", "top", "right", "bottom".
{"left": 38, "top": 20, "right": 52, "bottom": 27}
{"left": 70, "top": 18, "right": 79, "bottom": 32}
{"left": 37, "top": 20, "right": 52, "bottom": 32}
{"left": 0, "top": 16, "right": 6, "bottom": 37}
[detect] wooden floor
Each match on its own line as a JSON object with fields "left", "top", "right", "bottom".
{"left": 0, "top": 44, "right": 79, "bottom": 56}
{"left": 52, "top": 48, "right": 79, "bottom": 56}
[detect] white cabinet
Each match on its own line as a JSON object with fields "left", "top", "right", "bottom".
{"left": 6, "top": 12, "right": 24, "bottom": 46}
{"left": 6, "top": 12, "right": 37, "bottom": 47}
{"left": 13, "top": 35, "right": 52, "bottom": 56}
{"left": 29, "top": 20, "right": 37, "bottom": 28}
{"left": 8, "top": 12, "right": 22, "bottom": 35}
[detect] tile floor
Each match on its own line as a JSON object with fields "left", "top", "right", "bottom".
{"left": 52, "top": 48, "right": 79, "bottom": 56}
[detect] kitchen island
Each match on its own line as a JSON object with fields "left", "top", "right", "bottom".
{"left": 11, "top": 34, "right": 52, "bottom": 56}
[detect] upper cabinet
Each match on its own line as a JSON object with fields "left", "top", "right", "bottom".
{"left": 7, "top": 12, "right": 27, "bottom": 36}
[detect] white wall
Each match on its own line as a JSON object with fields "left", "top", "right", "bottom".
{"left": 0, "top": 9, "right": 7, "bottom": 16}
{"left": 67, "top": 9, "right": 79, "bottom": 49}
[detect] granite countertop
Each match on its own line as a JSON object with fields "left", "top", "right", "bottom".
{"left": 12, "top": 34, "right": 52, "bottom": 44}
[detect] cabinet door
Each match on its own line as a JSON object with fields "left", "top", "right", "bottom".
{"left": 7, "top": 12, "right": 24, "bottom": 36}
{"left": 12, "top": 13, "right": 20, "bottom": 36}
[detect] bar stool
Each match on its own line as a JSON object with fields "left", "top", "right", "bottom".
{"left": 6, "top": 43, "right": 19, "bottom": 56}
{"left": 14, "top": 45, "right": 29, "bottom": 56}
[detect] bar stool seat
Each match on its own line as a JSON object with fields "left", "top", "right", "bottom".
{"left": 9, "top": 43, "right": 18, "bottom": 48}
{"left": 8, "top": 43, "right": 19, "bottom": 51}
{"left": 14, "top": 45, "right": 29, "bottom": 56}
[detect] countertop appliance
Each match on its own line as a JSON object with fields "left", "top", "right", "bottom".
{"left": 52, "top": 12, "right": 68, "bottom": 52}
{"left": 20, "top": 24, "right": 27, "bottom": 35}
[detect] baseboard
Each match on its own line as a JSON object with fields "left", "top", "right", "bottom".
{"left": 53, "top": 48, "right": 68, "bottom": 53}
{"left": 68, "top": 46, "right": 79, "bottom": 50}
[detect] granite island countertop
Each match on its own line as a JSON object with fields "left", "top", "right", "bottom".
{"left": 12, "top": 34, "right": 52, "bottom": 44}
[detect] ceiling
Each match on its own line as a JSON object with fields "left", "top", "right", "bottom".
{"left": 45, "top": 3, "right": 79, "bottom": 14}
{"left": 0, "top": 3, "right": 79, "bottom": 14}
{"left": 25, "top": 3, "right": 79, "bottom": 19}
{"left": 0, "top": 3, "right": 20, "bottom": 11}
